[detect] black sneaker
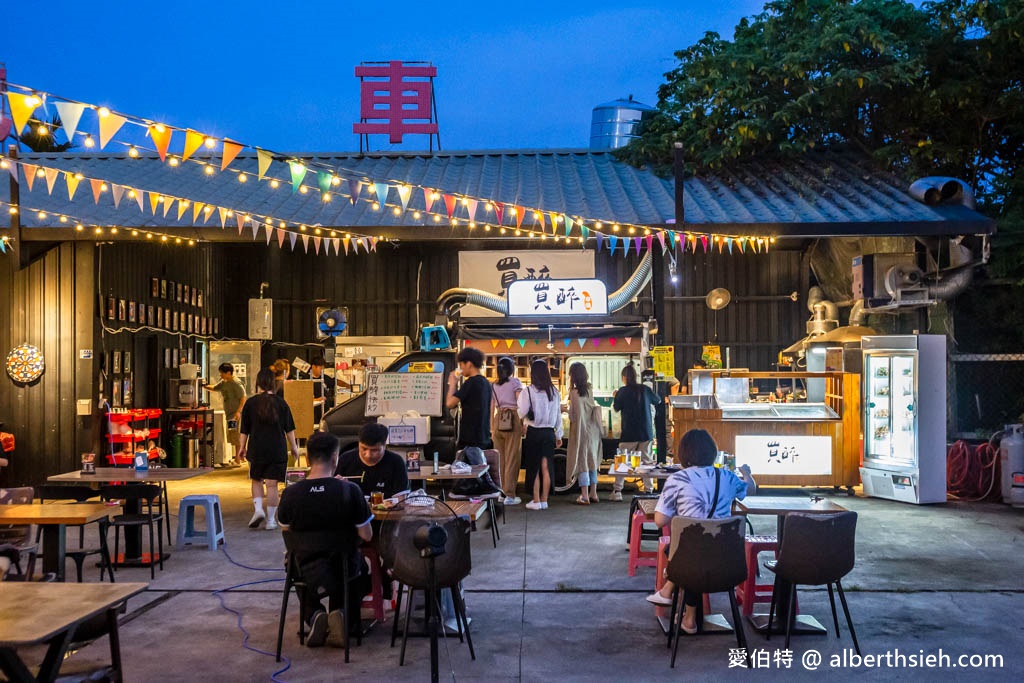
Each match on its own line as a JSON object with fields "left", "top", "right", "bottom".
{"left": 306, "top": 610, "right": 327, "bottom": 648}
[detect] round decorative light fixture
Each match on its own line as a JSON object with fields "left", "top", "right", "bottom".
{"left": 6, "top": 344, "right": 45, "bottom": 383}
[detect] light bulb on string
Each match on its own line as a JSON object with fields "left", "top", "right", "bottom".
{"left": 204, "top": 165, "right": 215, "bottom": 176}
{"left": 128, "top": 146, "right": 140, "bottom": 158}
{"left": 98, "top": 107, "right": 110, "bottom": 118}
{"left": 83, "top": 135, "right": 95, "bottom": 148}
{"left": 238, "top": 173, "right": 247, "bottom": 183}
{"left": 270, "top": 180, "right": 280, "bottom": 189}
{"left": 203, "top": 137, "right": 216, "bottom": 149}
{"left": 110, "top": 228, "right": 118, "bottom": 235}
{"left": 169, "top": 157, "right": 179, "bottom": 167}
{"left": 299, "top": 185, "right": 308, "bottom": 194}
{"left": 36, "top": 124, "right": 49, "bottom": 136}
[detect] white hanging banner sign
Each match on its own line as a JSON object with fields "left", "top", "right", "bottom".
{"left": 458, "top": 249, "right": 595, "bottom": 318}
{"left": 507, "top": 279, "right": 608, "bottom": 317}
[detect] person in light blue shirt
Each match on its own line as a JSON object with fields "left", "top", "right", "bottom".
{"left": 645, "top": 429, "right": 756, "bottom": 633}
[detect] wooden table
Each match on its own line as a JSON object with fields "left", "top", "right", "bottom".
{"left": 47, "top": 468, "right": 212, "bottom": 566}
{"left": 733, "top": 495, "right": 849, "bottom": 634}
{"left": 0, "top": 582, "right": 146, "bottom": 682}
{"left": 0, "top": 504, "right": 120, "bottom": 582}
{"left": 373, "top": 500, "right": 486, "bottom": 524}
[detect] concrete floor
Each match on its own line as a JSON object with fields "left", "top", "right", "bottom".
{"left": 25, "top": 467, "right": 1024, "bottom": 681}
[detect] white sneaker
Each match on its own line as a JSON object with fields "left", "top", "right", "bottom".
{"left": 609, "top": 492, "right": 623, "bottom": 502}
{"left": 504, "top": 496, "right": 521, "bottom": 505}
{"left": 248, "top": 510, "right": 266, "bottom": 528}
{"left": 525, "top": 500, "right": 544, "bottom": 510}
{"left": 265, "top": 518, "right": 278, "bottom": 531}
{"left": 646, "top": 591, "right": 673, "bottom": 607}
{"left": 540, "top": 502, "right": 548, "bottom": 509}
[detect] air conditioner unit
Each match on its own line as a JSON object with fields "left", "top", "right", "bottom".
{"left": 248, "top": 299, "right": 273, "bottom": 340}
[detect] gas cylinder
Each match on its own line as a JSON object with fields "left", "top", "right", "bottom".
{"left": 1000, "top": 424, "right": 1024, "bottom": 504}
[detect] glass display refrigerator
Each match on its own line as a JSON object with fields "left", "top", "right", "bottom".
{"left": 860, "top": 335, "right": 947, "bottom": 504}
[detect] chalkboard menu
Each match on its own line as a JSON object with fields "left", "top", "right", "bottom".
{"left": 364, "top": 371, "right": 444, "bottom": 417}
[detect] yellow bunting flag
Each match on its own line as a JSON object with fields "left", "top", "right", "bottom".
{"left": 192, "top": 202, "right": 205, "bottom": 223}
{"left": 149, "top": 193, "right": 160, "bottom": 214}
{"left": 202, "top": 205, "right": 214, "bottom": 224}
{"left": 342, "top": 236, "right": 351, "bottom": 254}
{"left": 162, "top": 196, "right": 174, "bottom": 218}
{"left": 22, "top": 163, "right": 38, "bottom": 191}
{"left": 178, "top": 200, "right": 189, "bottom": 221}
{"left": 256, "top": 148, "right": 273, "bottom": 180}
{"left": 505, "top": 340, "right": 514, "bottom": 349}
{"left": 90, "top": 179, "right": 103, "bottom": 204}
{"left": 149, "top": 124, "right": 172, "bottom": 162}
{"left": 6, "top": 92, "right": 40, "bottom": 135}
{"left": 43, "top": 167, "right": 59, "bottom": 194}
{"left": 65, "top": 172, "right": 81, "bottom": 200}
{"left": 98, "top": 112, "right": 127, "bottom": 149}
{"left": 182, "top": 130, "right": 204, "bottom": 162}
{"left": 218, "top": 208, "right": 228, "bottom": 228}
{"left": 221, "top": 140, "right": 243, "bottom": 171}
{"left": 490, "top": 340, "right": 499, "bottom": 349}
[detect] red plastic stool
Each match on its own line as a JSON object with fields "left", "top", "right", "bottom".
{"left": 361, "top": 545, "right": 387, "bottom": 622}
{"left": 627, "top": 510, "right": 661, "bottom": 576}
{"left": 736, "top": 534, "right": 778, "bottom": 616}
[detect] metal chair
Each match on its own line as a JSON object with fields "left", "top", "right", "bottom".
{"left": 0, "top": 486, "right": 37, "bottom": 581}
{"left": 766, "top": 511, "right": 860, "bottom": 654}
{"left": 276, "top": 529, "right": 360, "bottom": 663}
{"left": 35, "top": 485, "right": 115, "bottom": 583}
{"left": 665, "top": 515, "right": 750, "bottom": 668}
{"left": 100, "top": 484, "right": 165, "bottom": 580}
{"left": 388, "top": 514, "right": 475, "bottom": 665}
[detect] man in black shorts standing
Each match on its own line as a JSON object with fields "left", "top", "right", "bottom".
{"left": 446, "top": 347, "right": 493, "bottom": 450}
{"left": 335, "top": 423, "right": 409, "bottom": 498}
{"left": 278, "top": 431, "right": 373, "bottom": 647}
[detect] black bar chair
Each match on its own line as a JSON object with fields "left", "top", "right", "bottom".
{"left": 766, "top": 511, "right": 860, "bottom": 654}
{"left": 100, "top": 484, "right": 165, "bottom": 580}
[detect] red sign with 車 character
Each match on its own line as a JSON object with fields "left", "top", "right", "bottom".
{"left": 354, "top": 61, "right": 439, "bottom": 147}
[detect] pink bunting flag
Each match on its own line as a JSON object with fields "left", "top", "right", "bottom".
{"left": 236, "top": 213, "right": 247, "bottom": 234}
{"left": 43, "top": 167, "right": 59, "bottom": 194}
{"left": 370, "top": 237, "right": 378, "bottom": 252}
{"left": 91, "top": 179, "right": 104, "bottom": 204}
{"left": 422, "top": 188, "right": 435, "bottom": 211}
{"left": 134, "top": 190, "right": 145, "bottom": 213}
{"left": 22, "top": 163, "right": 38, "bottom": 191}
{"left": 493, "top": 202, "right": 504, "bottom": 225}
{"left": 700, "top": 234, "right": 709, "bottom": 252}
{"left": 266, "top": 227, "right": 273, "bottom": 245}
{"left": 467, "top": 199, "right": 478, "bottom": 221}
{"left": 657, "top": 231, "right": 666, "bottom": 251}
{"left": 645, "top": 235, "right": 654, "bottom": 253}
{"left": 301, "top": 234, "right": 310, "bottom": 252}
{"left": 623, "top": 337, "right": 634, "bottom": 346}
{"left": 332, "top": 237, "right": 340, "bottom": 254}
{"left": 609, "top": 338, "right": 617, "bottom": 346}
{"left": 218, "top": 208, "right": 229, "bottom": 229}
{"left": 111, "top": 184, "right": 125, "bottom": 209}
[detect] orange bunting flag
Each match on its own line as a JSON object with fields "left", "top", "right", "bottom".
{"left": 90, "top": 179, "right": 104, "bottom": 204}
{"left": 192, "top": 202, "right": 205, "bottom": 223}
{"left": 301, "top": 234, "right": 309, "bottom": 253}
{"left": 163, "top": 196, "right": 175, "bottom": 218}
{"left": 178, "top": 200, "right": 190, "bottom": 221}
{"left": 6, "top": 92, "right": 40, "bottom": 135}
{"left": 22, "top": 164, "right": 38, "bottom": 191}
{"left": 490, "top": 340, "right": 500, "bottom": 349}
{"left": 44, "top": 167, "right": 59, "bottom": 194}
{"left": 221, "top": 140, "right": 243, "bottom": 171}
{"left": 313, "top": 236, "right": 322, "bottom": 254}
{"left": 549, "top": 212, "right": 559, "bottom": 234}
{"left": 256, "top": 148, "right": 273, "bottom": 180}
{"left": 342, "top": 236, "right": 351, "bottom": 254}
{"left": 443, "top": 194, "right": 456, "bottom": 219}
{"left": 148, "top": 193, "right": 159, "bottom": 214}
{"left": 278, "top": 229, "right": 287, "bottom": 249}
{"left": 513, "top": 206, "right": 524, "bottom": 229}
{"left": 111, "top": 184, "right": 125, "bottom": 208}
{"left": 149, "top": 125, "right": 172, "bottom": 162}
{"left": 98, "top": 112, "right": 127, "bottom": 150}
{"left": 202, "top": 205, "right": 214, "bottom": 224}
{"left": 65, "top": 172, "right": 81, "bottom": 201}
{"left": 182, "top": 130, "right": 204, "bottom": 162}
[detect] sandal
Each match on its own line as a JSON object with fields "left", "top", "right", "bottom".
{"left": 589, "top": 495, "right": 600, "bottom": 503}
{"left": 574, "top": 495, "right": 590, "bottom": 505}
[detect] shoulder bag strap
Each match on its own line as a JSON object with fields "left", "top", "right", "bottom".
{"left": 708, "top": 467, "right": 721, "bottom": 519}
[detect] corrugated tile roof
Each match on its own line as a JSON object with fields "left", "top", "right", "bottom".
{"left": 1, "top": 148, "right": 993, "bottom": 236}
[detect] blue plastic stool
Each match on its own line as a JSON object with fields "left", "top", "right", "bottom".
{"left": 176, "top": 494, "right": 225, "bottom": 551}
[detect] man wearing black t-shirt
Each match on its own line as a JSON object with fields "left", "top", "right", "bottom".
{"left": 335, "top": 423, "right": 409, "bottom": 498}
{"left": 278, "top": 431, "right": 372, "bottom": 648}
{"left": 446, "top": 347, "right": 493, "bottom": 449}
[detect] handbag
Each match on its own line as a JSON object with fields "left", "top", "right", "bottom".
{"left": 525, "top": 386, "right": 535, "bottom": 422}
{"left": 493, "top": 386, "right": 515, "bottom": 432}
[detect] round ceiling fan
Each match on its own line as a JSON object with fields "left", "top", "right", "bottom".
{"left": 705, "top": 288, "right": 732, "bottom": 340}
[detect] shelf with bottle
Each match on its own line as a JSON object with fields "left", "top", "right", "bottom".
{"left": 105, "top": 407, "right": 163, "bottom": 466}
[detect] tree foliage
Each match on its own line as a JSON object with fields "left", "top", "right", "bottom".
{"left": 618, "top": 0, "right": 1024, "bottom": 274}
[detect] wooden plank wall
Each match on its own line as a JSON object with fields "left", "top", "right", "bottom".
{"left": 0, "top": 243, "right": 95, "bottom": 487}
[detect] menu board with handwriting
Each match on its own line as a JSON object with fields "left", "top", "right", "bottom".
{"left": 364, "top": 371, "right": 444, "bottom": 417}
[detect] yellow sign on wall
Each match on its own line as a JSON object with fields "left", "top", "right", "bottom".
{"left": 651, "top": 346, "right": 675, "bottom": 377}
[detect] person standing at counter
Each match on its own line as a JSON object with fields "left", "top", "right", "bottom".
{"left": 446, "top": 347, "right": 493, "bottom": 450}
{"left": 239, "top": 368, "right": 300, "bottom": 530}
{"left": 205, "top": 363, "right": 247, "bottom": 466}
{"left": 610, "top": 364, "right": 659, "bottom": 501}
{"left": 491, "top": 357, "right": 524, "bottom": 505}
{"left": 518, "top": 360, "right": 563, "bottom": 511}
{"left": 310, "top": 356, "right": 336, "bottom": 424}
{"left": 567, "top": 362, "right": 603, "bottom": 505}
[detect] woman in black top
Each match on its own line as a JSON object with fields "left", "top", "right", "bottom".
{"left": 611, "top": 364, "right": 660, "bottom": 500}
{"left": 239, "top": 368, "right": 299, "bottom": 530}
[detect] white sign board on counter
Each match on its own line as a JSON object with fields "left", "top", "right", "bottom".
{"left": 507, "top": 279, "right": 608, "bottom": 316}
{"left": 735, "top": 435, "right": 832, "bottom": 476}
{"left": 364, "top": 371, "right": 444, "bottom": 417}
{"left": 459, "top": 250, "right": 595, "bottom": 317}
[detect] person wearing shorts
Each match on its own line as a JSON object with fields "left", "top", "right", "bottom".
{"left": 239, "top": 368, "right": 299, "bottom": 530}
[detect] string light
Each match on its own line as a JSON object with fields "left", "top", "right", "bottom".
{"left": 128, "top": 146, "right": 140, "bottom": 158}
{"left": 238, "top": 173, "right": 247, "bottom": 183}
{"left": 36, "top": 124, "right": 48, "bottom": 136}
{"left": 204, "top": 165, "right": 215, "bottom": 175}
{"left": 83, "top": 135, "right": 95, "bottom": 148}
{"left": 169, "top": 157, "right": 180, "bottom": 167}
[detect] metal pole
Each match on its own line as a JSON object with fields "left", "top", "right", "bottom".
{"left": 7, "top": 144, "right": 21, "bottom": 268}
{"left": 673, "top": 142, "right": 685, "bottom": 226}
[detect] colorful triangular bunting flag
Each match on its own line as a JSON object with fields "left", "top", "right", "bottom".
{"left": 149, "top": 124, "right": 172, "bottom": 162}
{"left": 182, "top": 130, "right": 204, "bottom": 162}
{"left": 98, "top": 112, "right": 127, "bottom": 150}
{"left": 256, "top": 148, "right": 273, "bottom": 180}
{"left": 289, "top": 161, "right": 308, "bottom": 193}
{"left": 53, "top": 101, "right": 86, "bottom": 142}
{"left": 6, "top": 92, "right": 40, "bottom": 135}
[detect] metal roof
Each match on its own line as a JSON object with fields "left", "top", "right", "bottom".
{"left": 2, "top": 148, "right": 994, "bottom": 238}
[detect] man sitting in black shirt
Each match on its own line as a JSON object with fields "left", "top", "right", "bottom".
{"left": 278, "top": 431, "right": 372, "bottom": 648}
{"left": 335, "top": 423, "right": 410, "bottom": 498}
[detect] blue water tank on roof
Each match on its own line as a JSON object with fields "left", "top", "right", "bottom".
{"left": 589, "top": 96, "right": 655, "bottom": 150}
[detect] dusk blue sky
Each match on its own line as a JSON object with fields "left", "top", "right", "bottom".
{"left": 5, "top": 0, "right": 765, "bottom": 153}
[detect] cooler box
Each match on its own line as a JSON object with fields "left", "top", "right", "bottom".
{"left": 378, "top": 415, "right": 430, "bottom": 445}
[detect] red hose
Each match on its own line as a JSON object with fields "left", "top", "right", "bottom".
{"left": 947, "top": 440, "right": 1000, "bottom": 502}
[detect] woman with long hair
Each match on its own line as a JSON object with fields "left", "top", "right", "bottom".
{"left": 566, "top": 362, "right": 603, "bottom": 505}
{"left": 611, "top": 363, "right": 660, "bottom": 501}
{"left": 238, "top": 368, "right": 299, "bottom": 530}
{"left": 491, "top": 357, "right": 524, "bottom": 504}
{"left": 517, "top": 359, "right": 563, "bottom": 510}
